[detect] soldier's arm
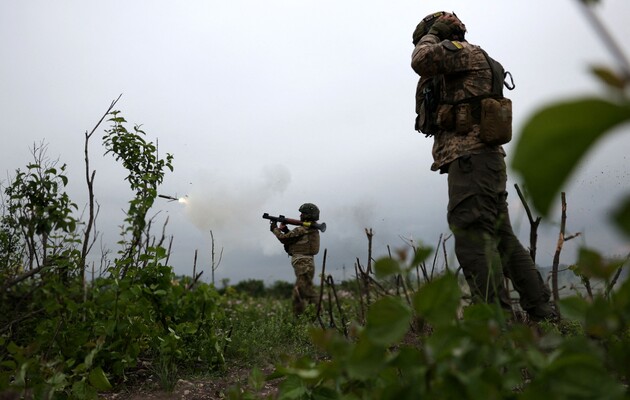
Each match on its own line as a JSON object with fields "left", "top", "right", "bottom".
{"left": 411, "top": 33, "right": 440, "bottom": 74}
{"left": 273, "top": 225, "right": 308, "bottom": 244}
{"left": 411, "top": 34, "right": 471, "bottom": 77}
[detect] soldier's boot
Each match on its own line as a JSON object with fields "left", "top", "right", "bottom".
{"left": 526, "top": 302, "right": 559, "bottom": 323}
{"left": 292, "top": 286, "right": 305, "bottom": 316}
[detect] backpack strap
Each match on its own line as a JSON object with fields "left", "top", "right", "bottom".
{"left": 480, "top": 49, "right": 515, "bottom": 94}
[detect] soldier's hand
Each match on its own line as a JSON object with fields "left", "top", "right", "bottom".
{"left": 270, "top": 222, "right": 277, "bottom": 232}
{"left": 428, "top": 21, "right": 454, "bottom": 41}
{"left": 429, "top": 15, "right": 464, "bottom": 41}
{"left": 279, "top": 223, "right": 289, "bottom": 233}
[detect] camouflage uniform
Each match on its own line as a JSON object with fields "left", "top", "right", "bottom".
{"left": 411, "top": 29, "right": 554, "bottom": 320}
{"left": 272, "top": 225, "right": 319, "bottom": 316}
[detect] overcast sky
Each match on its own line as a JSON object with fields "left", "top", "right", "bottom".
{"left": 2, "top": 0, "right": 629, "bottom": 285}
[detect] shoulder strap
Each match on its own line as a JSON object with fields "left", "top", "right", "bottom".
{"left": 480, "top": 49, "right": 515, "bottom": 95}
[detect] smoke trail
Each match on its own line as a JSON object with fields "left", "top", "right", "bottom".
{"left": 181, "top": 164, "right": 291, "bottom": 248}
{"left": 327, "top": 200, "right": 377, "bottom": 239}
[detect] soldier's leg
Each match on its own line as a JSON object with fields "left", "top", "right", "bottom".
{"left": 447, "top": 154, "right": 512, "bottom": 310}
{"left": 292, "top": 285, "right": 304, "bottom": 316}
{"left": 296, "top": 270, "right": 316, "bottom": 305}
{"left": 301, "top": 258, "right": 317, "bottom": 305}
{"left": 449, "top": 196, "right": 512, "bottom": 309}
{"left": 496, "top": 195, "right": 554, "bottom": 320}
{"left": 291, "top": 256, "right": 316, "bottom": 315}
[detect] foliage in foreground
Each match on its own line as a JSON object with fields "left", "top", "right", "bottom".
{"left": 241, "top": 1, "right": 630, "bottom": 398}
{"left": 255, "top": 262, "right": 629, "bottom": 400}
{"left": 1, "top": 269, "right": 226, "bottom": 398}
{"left": 0, "top": 109, "right": 229, "bottom": 399}
{"left": 3, "top": 2, "right": 630, "bottom": 398}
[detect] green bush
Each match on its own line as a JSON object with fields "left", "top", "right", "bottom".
{"left": 0, "top": 110, "right": 227, "bottom": 399}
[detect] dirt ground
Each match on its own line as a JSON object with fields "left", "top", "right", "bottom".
{"left": 99, "top": 366, "right": 281, "bottom": 400}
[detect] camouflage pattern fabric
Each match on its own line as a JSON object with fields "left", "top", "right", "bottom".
{"left": 411, "top": 33, "right": 504, "bottom": 172}
{"left": 447, "top": 152, "right": 553, "bottom": 319}
{"left": 411, "top": 29, "right": 555, "bottom": 321}
{"left": 291, "top": 255, "right": 317, "bottom": 316}
{"left": 273, "top": 225, "right": 320, "bottom": 256}
{"left": 273, "top": 225, "right": 320, "bottom": 316}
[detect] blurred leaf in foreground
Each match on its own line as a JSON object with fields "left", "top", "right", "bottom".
{"left": 612, "top": 196, "right": 630, "bottom": 236}
{"left": 512, "top": 97, "right": 630, "bottom": 216}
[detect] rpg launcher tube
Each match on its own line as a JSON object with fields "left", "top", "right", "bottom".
{"left": 262, "top": 213, "right": 326, "bottom": 232}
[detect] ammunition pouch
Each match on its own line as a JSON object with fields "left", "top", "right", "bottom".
{"left": 480, "top": 97, "right": 512, "bottom": 145}
{"left": 435, "top": 104, "right": 454, "bottom": 131}
{"left": 433, "top": 103, "right": 475, "bottom": 134}
{"left": 431, "top": 97, "right": 512, "bottom": 145}
{"left": 454, "top": 103, "right": 473, "bottom": 134}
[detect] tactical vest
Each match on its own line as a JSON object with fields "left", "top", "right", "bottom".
{"left": 416, "top": 43, "right": 514, "bottom": 145}
{"left": 284, "top": 229, "right": 320, "bottom": 256}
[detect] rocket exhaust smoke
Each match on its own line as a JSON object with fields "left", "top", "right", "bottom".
{"left": 180, "top": 164, "right": 291, "bottom": 248}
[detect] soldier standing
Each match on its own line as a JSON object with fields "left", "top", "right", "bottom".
{"left": 411, "top": 12, "right": 557, "bottom": 321}
{"left": 270, "top": 203, "right": 320, "bottom": 316}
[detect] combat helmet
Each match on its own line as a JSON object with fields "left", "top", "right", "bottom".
{"left": 412, "top": 11, "right": 446, "bottom": 45}
{"left": 412, "top": 11, "right": 466, "bottom": 45}
{"left": 299, "top": 203, "right": 320, "bottom": 221}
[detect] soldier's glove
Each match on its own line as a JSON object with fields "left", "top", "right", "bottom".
{"left": 270, "top": 222, "right": 277, "bottom": 232}
{"left": 428, "top": 20, "right": 457, "bottom": 41}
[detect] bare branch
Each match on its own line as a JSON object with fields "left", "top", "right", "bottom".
{"left": 365, "top": 228, "right": 374, "bottom": 274}
{"left": 514, "top": 183, "right": 542, "bottom": 263}
{"left": 552, "top": 192, "right": 569, "bottom": 304}
{"left": 1, "top": 264, "right": 48, "bottom": 292}
{"left": 443, "top": 233, "right": 452, "bottom": 271}
{"left": 576, "top": 0, "right": 630, "bottom": 78}
{"left": 80, "top": 95, "right": 122, "bottom": 278}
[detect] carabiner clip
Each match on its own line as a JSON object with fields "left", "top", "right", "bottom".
{"left": 504, "top": 71, "right": 515, "bottom": 90}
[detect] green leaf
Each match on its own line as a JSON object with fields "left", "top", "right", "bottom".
{"left": 365, "top": 296, "right": 412, "bottom": 346}
{"left": 612, "top": 195, "right": 630, "bottom": 237}
{"left": 611, "top": 279, "right": 630, "bottom": 318}
{"left": 374, "top": 257, "right": 401, "bottom": 279}
{"left": 84, "top": 348, "right": 97, "bottom": 369}
{"left": 512, "top": 97, "right": 630, "bottom": 216}
{"left": 347, "top": 337, "right": 387, "bottom": 380}
{"left": 89, "top": 367, "right": 112, "bottom": 391}
{"left": 7, "top": 342, "right": 20, "bottom": 355}
{"left": 584, "top": 297, "right": 621, "bottom": 338}
{"left": 557, "top": 297, "right": 589, "bottom": 327}
{"left": 576, "top": 247, "right": 624, "bottom": 280}
{"left": 413, "top": 272, "right": 461, "bottom": 328}
{"left": 15, "top": 361, "right": 30, "bottom": 387}
{"left": 412, "top": 246, "right": 432, "bottom": 266}
{"left": 46, "top": 371, "right": 68, "bottom": 388}
{"left": 309, "top": 328, "right": 351, "bottom": 358}
{"left": 311, "top": 387, "right": 339, "bottom": 400}
{"left": 523, "top": 349, "right": 626, "bottom": 400}
{"left": 0, "top": 360, "right": 17, "bottom": 369}
{"left": 277, "top": 375, "right": 309, "bottom": 399}
{"left": 248, "top": 367, "right": 265, "bottom": 391}
{"left": 72, "top": 379, "right": 98, "bottom": 399}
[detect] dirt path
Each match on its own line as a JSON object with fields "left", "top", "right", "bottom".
{"left": 99, "top": 367, "right": 281, "bottom": 400}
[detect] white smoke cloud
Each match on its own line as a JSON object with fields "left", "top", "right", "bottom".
{"left": 180, "top": 164, "right": 291, "bottom": 250}
{"left": 327, "top": 200, "right": 377, "bottom": 239}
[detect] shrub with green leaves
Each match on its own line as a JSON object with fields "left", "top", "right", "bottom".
{"left": 0, "top": 110, "right": 227, "bottom": 399}
{"left": 267, "top": 260, "right": 629, "bottom": 400}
